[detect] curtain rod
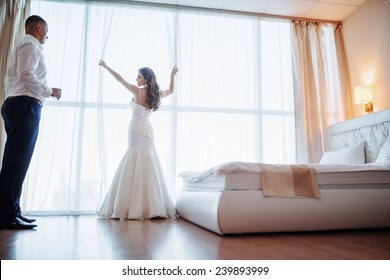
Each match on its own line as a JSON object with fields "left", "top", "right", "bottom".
{"left": 39, "top": 0, "right": 342, "bottom": 25}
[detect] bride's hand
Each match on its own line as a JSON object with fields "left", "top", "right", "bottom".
{"left": 99, "top": 59, "right": 107, "bottom": 68}
{"left": 171, "top": 65, "right": 179, "bottom": 77}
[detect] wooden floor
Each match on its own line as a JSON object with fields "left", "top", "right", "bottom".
{"left": 0, "top": 215, "right": 389, "bottom": 260}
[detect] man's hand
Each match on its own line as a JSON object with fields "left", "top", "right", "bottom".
{"left": 52, "top": 88, "right": 62, "bottom": 100}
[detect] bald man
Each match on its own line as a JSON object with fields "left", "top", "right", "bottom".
{"left": 0, "top": 15, "right": 62, "bottom": 229}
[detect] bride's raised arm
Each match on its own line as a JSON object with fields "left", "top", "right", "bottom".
{"left": 99, "top": 60, "right": 138, "bottom": 94}
{"left": 161, "top": 65, "right": 179, "bottom": 98}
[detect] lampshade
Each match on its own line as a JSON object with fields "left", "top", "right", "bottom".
{"left": 354, "top": 85, "right": 372, "bottom": 104}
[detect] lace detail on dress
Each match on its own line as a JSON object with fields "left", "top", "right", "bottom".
{"left": 142, "top": 108, "right": 153, "bottom": 147}
{"left": 131, "top": 99, "right": 153, "bottom": 147}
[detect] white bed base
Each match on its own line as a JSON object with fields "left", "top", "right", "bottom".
{"left": 176, "top": 189, "right": 390, "bottom": 235}
{"left": 176, "top": 109, "right": 390, "bottom": 235}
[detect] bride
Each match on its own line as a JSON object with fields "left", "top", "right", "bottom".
{"left": 98, "top": 60, "right": 179, "bottom": 220}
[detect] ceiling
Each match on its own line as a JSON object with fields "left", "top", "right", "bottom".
{"left": 133, "top": 0, "right": 370, "bottom": 22}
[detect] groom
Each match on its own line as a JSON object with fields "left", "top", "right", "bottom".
{"left": 0, "top": 15, "right": 62, "bottom": 230}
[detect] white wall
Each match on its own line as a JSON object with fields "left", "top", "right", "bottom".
{"left": 342, "top": 0, "right": 390, "bottom": 118}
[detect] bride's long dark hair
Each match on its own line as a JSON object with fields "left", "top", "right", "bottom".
{"left": 139, "top": 67, "right": 160, "bottom": 111}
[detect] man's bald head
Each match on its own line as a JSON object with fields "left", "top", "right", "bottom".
{"left": 25, "top": 15, "right": 46, "bottom": 31}
{"left": 25, "top": 15, "right": 48, "bottom": 44}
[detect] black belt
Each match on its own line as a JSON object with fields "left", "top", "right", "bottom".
{"left": 5, "top": 95, "right": 43, "bottom": 107}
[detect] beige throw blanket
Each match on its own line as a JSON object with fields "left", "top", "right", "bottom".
{"left": 259, "top": 164, "right": 320, "bottom": 198}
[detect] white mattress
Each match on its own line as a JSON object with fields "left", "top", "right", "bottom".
{"left": 179, "top": 161, "right": 390, "bottom": 192}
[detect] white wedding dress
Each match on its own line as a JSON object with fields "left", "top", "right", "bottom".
{"left": 98, "top": 100, "right": 176, "bottom": 219}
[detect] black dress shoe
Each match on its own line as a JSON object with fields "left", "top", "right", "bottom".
{"left": 17, "top": 214, "right": 36, "bottom": 223}
{"left": 0, "top": 217, "right": 37, "bottom": 230}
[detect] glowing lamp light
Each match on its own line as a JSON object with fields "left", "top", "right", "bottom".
{"left": 354, "top": 85, "right": 373, "bottom": 113}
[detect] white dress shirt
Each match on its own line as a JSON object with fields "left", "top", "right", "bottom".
{"left": 5, "top": 34, "right": 52, "bottom": 103}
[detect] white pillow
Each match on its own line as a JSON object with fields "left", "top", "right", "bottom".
{"left": 319, "top": 142, "right": 365, "bottom": 165}
{"left": 376, "top": 139, "right": 390, "bottom": 163}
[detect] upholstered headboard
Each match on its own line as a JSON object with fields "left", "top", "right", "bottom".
{"left": 327, "top": 109, "right": 390, "bottom": 163}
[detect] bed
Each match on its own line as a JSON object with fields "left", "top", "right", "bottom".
{"left": 175, "top": 109, "right": 390, "bottom": 235}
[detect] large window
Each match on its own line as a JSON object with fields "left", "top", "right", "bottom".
{"left": 25, "top": 0, "right": 295, "bottom": 214}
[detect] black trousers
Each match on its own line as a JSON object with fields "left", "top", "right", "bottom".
{"left": 0, "top": 96, "right": 41, "bottom": 222}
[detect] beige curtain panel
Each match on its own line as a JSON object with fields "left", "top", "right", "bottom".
{"left": 291, "top": 21, "right": 351, "bottom": 164}
{"left": 0, "top": 0, "right": 31, "bottom": 163}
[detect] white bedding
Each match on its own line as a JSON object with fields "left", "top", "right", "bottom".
{"left": 179, "top": 161, "right": 390, "bottom": 192}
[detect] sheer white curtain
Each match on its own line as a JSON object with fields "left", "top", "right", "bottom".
{"left": 177, "top": 15, "right": 295, "bottom": 175}
{"left": 291, "top": 21, "right": 351, "bottom": 164}
{"left": 24, "top": 0, "right": 296, "bottom": 215}
{"left": 177, "top": 13, "right": 259, "bottom": 173}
